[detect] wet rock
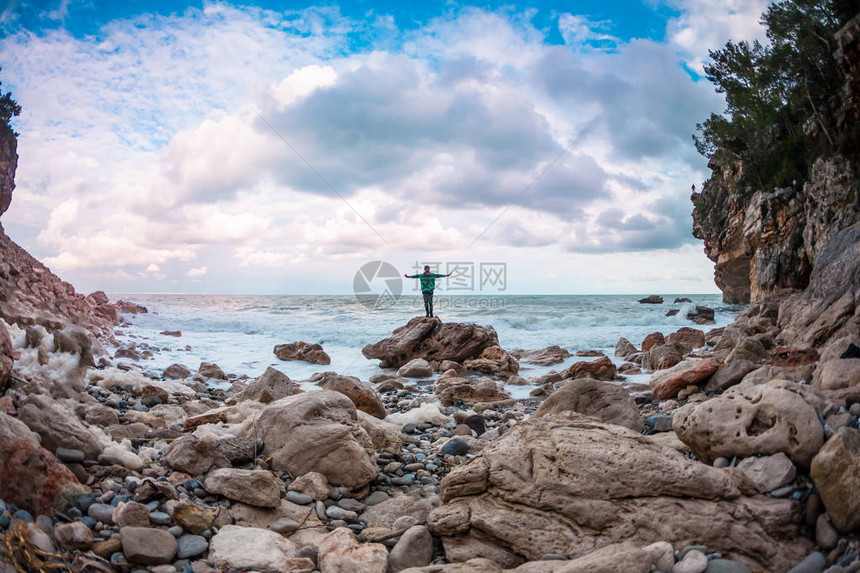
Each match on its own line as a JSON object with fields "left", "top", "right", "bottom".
{"left": 442, "top": 438, "right": 470, "bottom": 456}
{"left": 198, "top": 361, "right": 226, "bottom": 379}
{"left": 428, "top": 412, "right": 811, "bottom": 571}
{"left": 252, "top": 390, "right": 377, "bottom": 489}
{"left": 810, "top": 427, "right": 860, "bottom": 532}
{"left": 273, "top": 341, "right": 331, "bottom": 365}
{"left": 642, "top": 332, "right": 666, "bottom": 352}
{"left": 643, "top": 341, "right": 688, "bottom": 371}
{"left": 465, "top": 346, "right": 519, "bottom": 377}
{"left": 687, "top": 306, "right": 715, "bottom": 325}
{"left": 513, "top": 345, "right": 572, "bottom": 366}
{"left": 208, "top": 524, "right": 298, "bottom": 572}
{"left": 204, "top": 468, "right": 283, "bottom": 508}
{"left": 163, "top": 363, "right": 191, "bottom": 379}
{"left": 666, "top": 327, "right": 706, "bottom": 351}
{"left": 120, "top": 526, "right": 178, "bottom": 565}
{"left": 639, "top": 295, "right": 664, "bottom": 304}
{"left": 562, "top": 356, "right": 616, "bottom": 381}
{"left": 615, "top": 338, "right": 639, "bottom": 359}
{"left": 674, "top": 381, "right": 824, "bottom": 467}
{"left": 362, "top": 317, "right": 500, "bottom": 369}
{"left": 535, "top": 377, "right": 643, "bottom": 432}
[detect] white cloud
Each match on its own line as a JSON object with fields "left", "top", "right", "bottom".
{"left": 0, "top": 3, "right": 771, "bottom": 293}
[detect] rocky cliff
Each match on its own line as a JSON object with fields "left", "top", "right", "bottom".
{"left": 0, "top": 124, "right": 120, "bottom": 342}
{"left": 691, "top": 14, "right": 860, "bottom": 349}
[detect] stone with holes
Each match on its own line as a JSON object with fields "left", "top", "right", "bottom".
{"left": 673, "top": 380, "right": 823, "bottom": 467}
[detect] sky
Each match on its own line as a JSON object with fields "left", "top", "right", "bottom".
{"left": 0, "top": 0, "right": 770, "bottom": 295}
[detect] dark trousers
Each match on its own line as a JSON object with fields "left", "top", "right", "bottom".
{"left": 422, "top": 290, "right": 434, "bottom": 317}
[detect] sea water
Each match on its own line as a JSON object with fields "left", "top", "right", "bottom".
{"left": 111, "top": 293, "right": 741, "bottom": 396}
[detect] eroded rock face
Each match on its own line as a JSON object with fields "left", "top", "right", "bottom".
{"left": 251, "top": 390, "right": 378, "bottom": 489}
{"left": 673, "top": 381, "right": 824, "bottom": 467}
{"left": 464, "top": 346, "right": 519, "bottom": 377}
{"left": 435, "top": 378, "right": 510, "bottom": 407}
{"left": 362, "top": 317, "right": 500, "bottom": 369}
{"left": 692, "top": 154, "right": 858, "bottom": 307}
{"left": 427, "top": 412, "right": 809, "bottom": 571}
{"left": 0, "top": 124, "right": 17, "bottom": 218}
{"left": 535, "top": 378, "right": 643, "bottom": 432}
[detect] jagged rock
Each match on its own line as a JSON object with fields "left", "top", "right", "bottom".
{"left": 465, "top": 346, "right": 519, "bottom": 377}
{"left": 427, "top": 412, "right": 809, "bottom": 571}
{"left": 208, "top": 525, "right": 298, "bottom": 572}
{"left": 227, "top": 366, "right": 301, "bottom": 405}
{"left": 666, "top": 327, "right": 706, "bottom": 350}
{"left": 561, "top": 356, "right": 616, "bottom": 381}
{"left": 614, "top": 338, "right": 638, "bottom": 359}
{"left": 0, "top": 123, "right": 18, "bottom": 218}
{"left": 204, "top": 468, "right": 283, "bottom": 508}
{"left": 116, "top": 300, "right": 148, "bottom": 314}
{"left": 641, "top": 332, "right": 665, "bottom": 352}
{"left": 673, "top": 381, "right": 824, "bottom": 467}
{"left": 212, "top": 435, "right": 255, "bottom": 465}
{"left": 312, "top": 371, "right": 387, "bottom": 419}
{"left": 288, "top": 471, "right": 330, "bottom": 501}
{"left": 250, "top": 390, "right": 377, "bottom": 489}
{"left": 273, "top": 341, "right": 331, "bottom": 365}
{"left": 18, "top": 394, "right": 104, "bottom": 459}
{"left": 164, "top": 434, "right": 230, "bottom": 476}
{"left": 638, "top": 295, "right": 664, "bottom": 304}
{"left": 810, "top": 427, "right": 860, "bottom": 533}
{"left": 649, "top": 358, "right": 721, "bottom": 400}
{"left": 362, "top": 317, "right": 499, "bottom": 369}
{"left": 687, "top": 306, "right": 715, "bottom": 325}
{"left": 705, "top": 358, "right": 759, "bottom": 392}
{"left": 642, "top": 341, "right": 688, "bottom": 371}
{"left": 198, "top": 361, "right": 226, "bottom": 379}
{"left": 534, "top": 378, "right": 643, "bottom": 432}
{"left": 0, "top": 414, "right": 89, "bottom": 515}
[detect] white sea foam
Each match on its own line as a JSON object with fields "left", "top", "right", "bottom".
{"left": 110, "top": 294, "right": 741, "bottom": 389}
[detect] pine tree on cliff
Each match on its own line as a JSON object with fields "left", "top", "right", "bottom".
{"left": 0, "top": 67, "right": 21, "bottom": 135}
{"left": 693, "top": 0, "right": 854, "bottom": 192}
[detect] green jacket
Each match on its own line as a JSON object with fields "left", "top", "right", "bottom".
{"left": 408, "top": 273, "right": 446, "bottom": 292}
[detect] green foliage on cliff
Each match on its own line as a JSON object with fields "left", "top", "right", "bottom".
{"left": 0, "top": 67, "right": 21, "bottom": 135}
{"left": 694, "top": 0, "right": 852, "bottom": 191}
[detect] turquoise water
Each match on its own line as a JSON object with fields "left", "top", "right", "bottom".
{"left": 111, "top": 294, "right": 740, "bottom": 383}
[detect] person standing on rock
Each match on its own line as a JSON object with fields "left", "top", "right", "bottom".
{"left": 405, "top": 266, "right": 451, "bottom": 318}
